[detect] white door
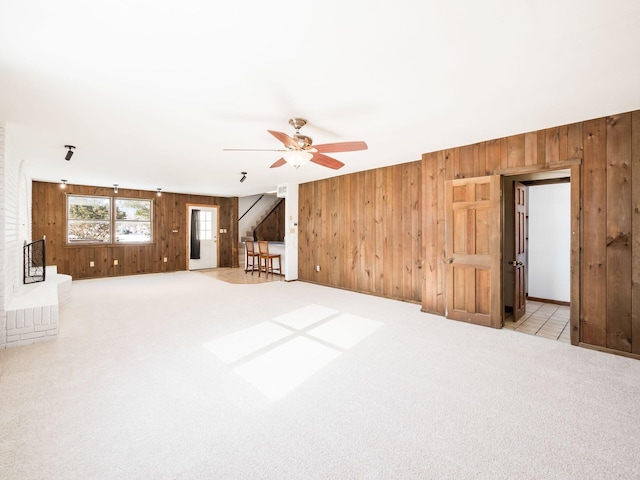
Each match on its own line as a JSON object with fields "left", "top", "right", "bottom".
{"left": 188, "top": 206, "right": 218, "bottom": 270}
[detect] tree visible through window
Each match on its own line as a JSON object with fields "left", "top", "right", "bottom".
{"left": 115, "top": 199, "right": 152, "bottom": 243}
{"left": 68, "top": 196, "right": 111, "bottom": 243}
{"left": 67, "top": 195, "right": 152, "bottom": 244}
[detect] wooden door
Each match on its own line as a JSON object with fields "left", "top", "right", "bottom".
{"left": 513, "top": 182, "right": 527, "bottom": 320}
{"left": 445, "top": 176, "right": 502, "bottom": 328}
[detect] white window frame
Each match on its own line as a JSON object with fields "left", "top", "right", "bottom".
{"left": 66, "top": 195, "right": 153, "bottom": 245}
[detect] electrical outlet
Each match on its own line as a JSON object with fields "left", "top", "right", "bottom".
{"left": 113, "top": 259, "right": 118, "bottom": 266}
{"left": 89, "top": 261, "right": 95, "bottom": 267}
{"left": 163, "top": 257, "right": 168, "bottom": 263}
{"left": 316, "top": 265, "right": 321, "bottom": 272}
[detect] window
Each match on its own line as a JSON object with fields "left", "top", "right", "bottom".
{"left": 115, "top": 199, "right": 152, "bottom": 243}
{"left": 67, "top": 195, "right": 152, "bottom": 244}
{"left": 68, "top": 195, "right": 111, "bottom": 243}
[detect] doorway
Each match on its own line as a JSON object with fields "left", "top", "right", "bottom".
{"left": 187, "top": 205, "right": 219, "bottom": 270}
{"left": 502, "top": 170, "right": 571, "bottom": 340}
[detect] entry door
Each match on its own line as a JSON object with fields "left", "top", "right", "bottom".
{"left": 188, "top": 207, "right": 218, "bottom": 270}
{"left": 512, "top": 182, "right": 527, "bottom": 320}
{"left": 445, "top": 175, "right": 501, "bottom": 328}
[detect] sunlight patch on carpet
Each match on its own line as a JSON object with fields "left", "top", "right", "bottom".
{"left": 307, "top": 313, "right": 384, "bottom": 349}
{"left": 234, "top": 337, "right": 341, "bottom": 400}
{"left": 272, "top": 304, "right": 338, "bottom": 329}
{"left": 203, "top": 322, "right": 292, "bottom": 364}
{"left": 204, "top": 304, "right": 384, "bottom": 401}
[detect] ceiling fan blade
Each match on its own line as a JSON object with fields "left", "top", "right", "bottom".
{"left": 311, "top": 153, "right": 345, "bottom": 170}
{"left": 267, "top": 130, "right": 299, "bottom": 149}
{"left": 223, "top": 148, "right": 288, "bottom": 152}
{"left": 313, "top": 141, "right": 368, "bottom": 153}
{"left": 270, "top": 158, "right": 287, "bottom": 168}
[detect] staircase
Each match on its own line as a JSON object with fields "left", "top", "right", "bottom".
{"left": 238, "top": 195, "right": 281, "bottom": 259}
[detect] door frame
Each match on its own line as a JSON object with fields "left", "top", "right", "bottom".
{"left": 185, "top": 203, "right": 220, "bottom": 270}
{"left": 500, "top": 163, "right": 580, "bottom": 345}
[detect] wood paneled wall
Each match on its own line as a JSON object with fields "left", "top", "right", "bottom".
{"left": 32, "top": 181, "right": 238, "bottom": 279}
{"left": 298, "top": 163, "right": 423, "bottom": 303}
{"left": 423, "top": 110, "right": 640, "bottom": 355}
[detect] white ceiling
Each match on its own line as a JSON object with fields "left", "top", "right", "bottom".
{"left": 1, "top": 0, "right": 639, "bottom": 197}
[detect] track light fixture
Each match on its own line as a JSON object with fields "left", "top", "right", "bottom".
{"left": 157, "top": 188, "right": 162, "bottom": 197}
{"left": 240, "top": 172, "right": 247, "bottom": 183}
{"left": 64, "top": 145, "right": 75, "bottom": 161}
{"left": 113, "top": 184, "right": 119, "bottom": 193}
{"left": 60, "top": 179, "right": 67, "bottom": 189}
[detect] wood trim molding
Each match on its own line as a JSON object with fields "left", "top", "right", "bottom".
{"left": 579, "top": 342, "right": 640, "bottom": 361}
{"left": 492, "top": 158, "right": 582, "bottom": 176}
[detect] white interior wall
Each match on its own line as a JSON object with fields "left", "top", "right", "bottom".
{"left": 528, "top": 183, "right": 571, "bottom": 302}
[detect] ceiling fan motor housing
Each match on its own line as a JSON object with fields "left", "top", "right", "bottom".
{"left": 293, "top": 134, "right": 312, "bottom": 149}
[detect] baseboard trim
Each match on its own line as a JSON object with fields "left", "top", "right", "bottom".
{"left": 579, "top": 343, "right": 640, "bottom": 361}
{"left": 527, "top": 296, "right": 570, "bottom": 306}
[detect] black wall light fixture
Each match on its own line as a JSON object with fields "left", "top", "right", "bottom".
{"left": 240, "top": 172, "right": 247, "bottom": 183}
{"left": 64, "top": 145, "right": 75, "bottom": 161}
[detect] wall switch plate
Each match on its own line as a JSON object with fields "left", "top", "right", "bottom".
{"left": 113, "top": 259, "right": 118, "bottom": 266}
{"left": 163, "top": 257, "right": 168, "bottom": 263}
{"left": 89, "top": 261, "right": 95, "bottom": 267}
{"left": 316, "top": 265, "right": 321, "bottom": 272}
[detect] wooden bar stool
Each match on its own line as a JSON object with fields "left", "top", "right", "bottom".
{"left": 244, "top": 240, "right": 260, "bottom": 275}
{"left": 257, "top": 241, "right": 282, "bottom": 279}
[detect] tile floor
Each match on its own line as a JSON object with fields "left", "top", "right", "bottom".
{"left": 503, "top": 300, "right": 570, "bottom": 343}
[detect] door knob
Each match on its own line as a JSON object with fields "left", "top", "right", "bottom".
{"left": 446, "top": 258, "right": 454, "bottom": 264}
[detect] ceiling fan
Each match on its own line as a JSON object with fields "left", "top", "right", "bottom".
{"left": 223, "top": 118, "right": 367, "bottom": 170}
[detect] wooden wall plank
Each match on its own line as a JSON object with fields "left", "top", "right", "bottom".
{"left": 445, "top": 149, "right": 457, "bottom": 181}
{"left": 567, "top": 122, "right": 584, "bottom": 160}
{"left": 524, "top": 132, "right": 538, "bottom": 166}
{"left": 423, "top": 152, "right": 440, "bottom": 312}
{"left": 632, "top": 111, "right": 640, "bottom": 355}
{"left": 606, "top": 113, "right": 632, "bottom": 352}
{"left": 339, "top": 176, "right": 349, "bottom": 290}
{"left": 581, "top": 118, "right": 607, "bottom": 345}
{"left": 507, "top": 134, "right": 525, "bottom": 168}
{"left": 374, "top": 170, "right": 385, "bottom": 295}
{"left": 546, "top": 127, "right": 560, "bottom": 164}
{"left": 392, "top": 166, "right": 403, "bottom": 298}
{"left": 474, "top": 142, "right": 487, "bottom": 177}
{"left": 559, "top": 125, "right": 569, "bottom": 161}
{"left": 537, "top": 129, "right": 546, "bottom": 164}
{"left": 570, "top": 164, "right": 581, "bottom": 345}
{"left": 457, "top": 145, "right": 474, "bottom": 179}
{"left": 485, "top": 139, "right": 501, "bottom": 174}
{"left": 412, "top": 161, "right": 423, "bottom": 301}
{"left": 436, "top": 151, "right": 447, "bottom": 313}
{"left": 500, "top": 137, "right": 509, "bottom": 169}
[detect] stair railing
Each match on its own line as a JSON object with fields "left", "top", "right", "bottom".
{"left": 239, "top": 194, "right": 264, "bottom": 222}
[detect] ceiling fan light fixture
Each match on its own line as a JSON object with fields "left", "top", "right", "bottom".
{"left": 283, "top": 150, "right": 313, "bottom": 169}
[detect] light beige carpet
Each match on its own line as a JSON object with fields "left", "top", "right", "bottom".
{"left": 1, "top": 271, "right": 639, "bottom": 479}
